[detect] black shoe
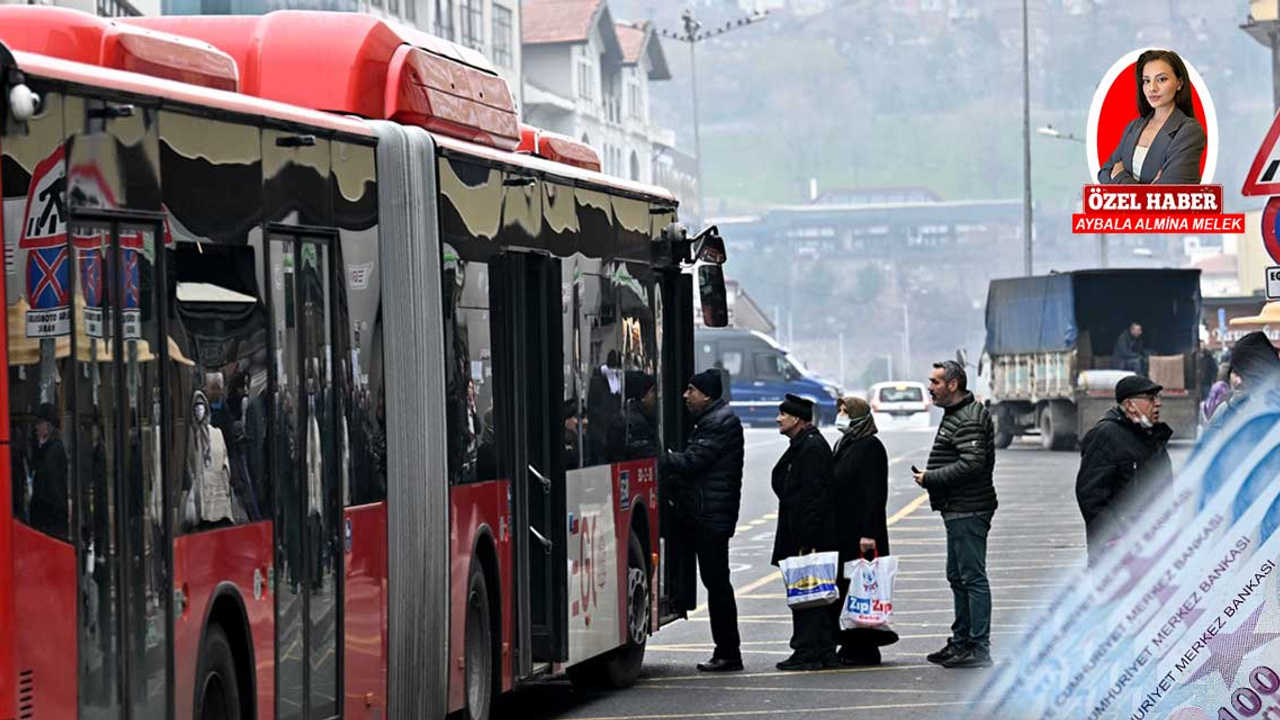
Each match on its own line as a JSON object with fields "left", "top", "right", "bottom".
{"left": 839, "top": 647, "right": 881, "bottom": 667}
{"left": 820, "top": 652, "right": 841, "bottom": 669}
{"left": 926, "top": 641, "right": 963, "bottom": 665}
{"left": 942, "top": 647, "right": 993, "bottom": 669}
{"left": 697, "top": 657, "right": 744, "bottom": 672}
{"left": 776, "top": 654, "right": 824, "bottom": 672}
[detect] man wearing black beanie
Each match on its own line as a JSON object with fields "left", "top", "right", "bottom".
{"left": 659, "top": 369, "right": 745, "bottom": 671}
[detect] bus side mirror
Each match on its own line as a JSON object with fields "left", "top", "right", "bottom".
{"left": 698, "top": 265, "right": 729, "bottom": 328}
{"left": 691, "top": 226, "right": 727, "bottom": 264}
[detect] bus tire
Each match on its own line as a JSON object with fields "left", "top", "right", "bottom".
{"left": 464, "top": 561, "right": 494, "bottom": 720}
{"left": 569, "top": 531, "right": 649, "bottom": 690}
{"left": 194, "top": 625, "right": 242, "bottom": 720}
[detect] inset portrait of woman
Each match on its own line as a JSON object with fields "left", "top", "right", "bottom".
{"left": 1096, "top": 49, "right": 1206, "bottom": 185}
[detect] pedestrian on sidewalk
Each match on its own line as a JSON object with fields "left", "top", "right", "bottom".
{"left": 914, "top": 360, "right": 997, "bottom": 669}
{"left": 1075, "top": 375, "right": 1172, "bottom": 566}
{"left": 770, "top": 394, "right": 838, "bottom": 671}
{"left": 829, "top": 395, "right": 896, "bottom": 666}
{"left": 659, "top": 370, "right": 744, "bottom": 672}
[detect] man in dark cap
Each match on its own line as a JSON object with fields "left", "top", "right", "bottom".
{"left": 27, "top": 402, "right": 68, "bottom": 538}
{"left": 1076, "top": 375, "right": 1173, "bottom": 566}
{"left": 659, "top": 369, "right": 745, "bottom": 671}
{"left": 1209, "top": 331, "right": 1280, "bottom": 428}
{"left": 915, "top": 360, "right": 997, "bottom": 669}
{"left": 770, "top": 393, "right": 838, "bottom": 671}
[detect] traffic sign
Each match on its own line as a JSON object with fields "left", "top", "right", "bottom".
{"left": 1269, "top": 266, "right": 1280, "bottom": 301}
{"left": 1245, "top": 107, "right": 1280, "bottom": 196}
{"left": 1264, "top": 197, "right": 1280, "bottom": 264}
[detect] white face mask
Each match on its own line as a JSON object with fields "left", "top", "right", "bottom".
{"left": 194, "top": 405, "right": 207, "bottom": 423}
{"left": 835, "top": 415, "right": 852, "bottom": 430}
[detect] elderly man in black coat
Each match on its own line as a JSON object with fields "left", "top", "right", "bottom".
{"left": 770, "top": 393, "right": 838, "bottom": 672}
{"left": 1076, "top": 375, "right": 1173, "bottom": 565}
{"left": 660, "top": 369, "right": 745, "bottom": 672}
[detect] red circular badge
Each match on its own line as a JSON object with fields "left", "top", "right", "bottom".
{"left": 1263, "top": 196, "right": 1280, "bottom": 264}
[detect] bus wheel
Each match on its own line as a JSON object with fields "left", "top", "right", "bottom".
{"left": 195, "top": 625, "right": 242, "bottom": 720}
{"left": 569, "top": 531, "right": 649, "bottom": 690}
{"left": 465, "top": 562, "right": 494, "bottom": 720}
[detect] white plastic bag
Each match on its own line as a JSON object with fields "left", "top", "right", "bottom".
{"left": 779, "top": 551, "right": 840, "bottom": 609}
{"left": 839, "top": 556, "right": 898, "bottom": 631}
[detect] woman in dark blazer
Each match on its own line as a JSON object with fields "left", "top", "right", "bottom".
{"left": 1097, "top": 49, "right": 1205, "bottom": 185}
{"left": 829, "top": 395, "right": 897, "bottom": 665}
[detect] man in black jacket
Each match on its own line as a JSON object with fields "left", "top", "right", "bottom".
{"left": 1113, "top": 322, "right": 1148, "bottom": 375}
{"left": 914, "top": 360, "right": 997, "bottom": 669}
{"left": 770, "top": 394, "right": 838, "bottom": 671}
{"left": 659, "top": 370, "right": 744, "bottom": 671}
{"left": 1076, "top": 375, "right": 1173, "bottom": 566}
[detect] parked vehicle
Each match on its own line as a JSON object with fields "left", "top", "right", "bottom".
{"left": 981, "top": 269, "right": 1202, "bottom": 451}
{"left": 694, "top": 328, "right": 842, "bottom": 425}
{"left": 868, "top": 381, "right": 931, "bottom": 429}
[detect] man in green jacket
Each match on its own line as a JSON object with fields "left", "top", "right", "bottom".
{"left": 913, "top": 360, "right": 998, "bottom": 669}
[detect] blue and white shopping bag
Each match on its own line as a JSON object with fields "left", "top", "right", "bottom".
{"left": 779, "top": 551, "right": 840, "bottom": 609}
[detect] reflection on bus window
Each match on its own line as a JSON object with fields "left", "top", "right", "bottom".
{"left": 25, "top": 403, "right": 69, "bottom": 538}
{"left": 168, "top": 243, "right": 271, "bottom": 533}
{"left": 443, "top": 244, "right": 500, "bottom": 484}
{"left": 582, "top": 272, "right": 620, "bottom": 466}
{"left": 610, "top": 263, "right": 658, "bottom": 461}
{"left": 563, "top": 259, "right": 584, "bottom": 470}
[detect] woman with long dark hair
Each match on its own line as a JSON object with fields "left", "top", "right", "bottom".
{"left": 1097, "top": 49, "right": 1206, "bottom": 185}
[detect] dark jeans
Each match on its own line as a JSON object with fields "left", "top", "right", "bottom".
{"left": 790, "top": 605, "right": 834, "bottom": 660}
{"left": 944, "top": 512, "right": 993, "bottom": 654}
{"left": 1119, "top": 356, "right": 1148, "bottom": 376}
{"left": 695, "top": 528, "right": 741, "bottom": 660}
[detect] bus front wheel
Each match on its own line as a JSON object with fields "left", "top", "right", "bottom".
{"left": 194, "top": 625, "right": 242, "bottom": 720}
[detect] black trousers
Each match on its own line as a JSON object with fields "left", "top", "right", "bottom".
{"left": 790, "top": 605, "right": 834, "bottom": 659}
{"left": 694, "top": 527, "right": 741, "bottom": 660}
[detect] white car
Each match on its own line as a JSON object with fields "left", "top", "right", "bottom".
{"left": 868, "top": 381, "right": 931, "bottom": 428}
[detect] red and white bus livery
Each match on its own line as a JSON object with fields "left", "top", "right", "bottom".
{"left": 0, "top": 8, "right": 721, "bottom": 719}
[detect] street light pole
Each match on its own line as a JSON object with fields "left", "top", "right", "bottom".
{"left": 1020, "top": 0, "right": 1034, "bottom": 276}
{"left": 1035, "top": 124, "right": 1106, "bottom": 268}
{"left": 682, "top": 10, "right": 705, "bottom": 221}
{"left": 661, "top": 9, "right": 767, "bottom": 225}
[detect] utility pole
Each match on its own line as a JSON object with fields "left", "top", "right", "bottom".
{"left": 1020, "top": 0, "right": 1034, "bottom": 276}
{"left": 659, "top": 9, "right": 768, "bottom": 224}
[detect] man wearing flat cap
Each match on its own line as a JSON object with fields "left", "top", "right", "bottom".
{"left": 770, "top": 393, "right": 838, "bottom": 671}
{"left": 659, "top": 369, "right": 745, "bottom": 671}
{"left": 1076, "top": 375, "right": 1173, "bottom": 566}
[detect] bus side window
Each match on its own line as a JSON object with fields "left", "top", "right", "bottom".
{"left": 167, "top": 243, "right": 271, "bottom": 533}
{"left": 612, "top": 262, "right": 657, "bottom": 462}
{"left": 442, "top": 245, "right": 500, "bottom": 485}
{"left": 581, "top": 271, "right": 621, "bottom": 467}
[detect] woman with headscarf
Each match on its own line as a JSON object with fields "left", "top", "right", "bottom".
{"left": 1210, "top": 331, "right": 1280, "bottom": 428}
{"left": 829, "top": 395, "right": 897, "bottom": 665}
{"left": 183, "top": 390, "right": 234, "bottom": 529}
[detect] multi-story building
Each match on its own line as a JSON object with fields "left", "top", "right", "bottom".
{"left": 521, "top": 0, "right": 674, "bottom": 184}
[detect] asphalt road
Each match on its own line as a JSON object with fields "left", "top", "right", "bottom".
{"left": 496, "top": 426, "right": 1193, "bottom": 720}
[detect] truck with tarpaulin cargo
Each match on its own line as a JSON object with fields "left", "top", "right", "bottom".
{"left": 979, "top": 269, "right": 1203, "bottom": 450}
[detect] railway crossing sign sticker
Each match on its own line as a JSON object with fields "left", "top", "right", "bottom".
{"left": 21, "top": 147, "right": 71, "bottom": 338}
{"left": 1267, "top": 266, "right": 1280, "bottom": 301}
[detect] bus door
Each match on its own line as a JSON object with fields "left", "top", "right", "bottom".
{"left": 490, "top": 251, "right": 568, "bottom": 672}
{"left": 267, "top": 234, "right": 343, "bottom": 719}
{"left": 69, "top": 218, "right": 171, "bottom": 720}
{"left": 656, "top": 266, "right": 697, "bottom": 618}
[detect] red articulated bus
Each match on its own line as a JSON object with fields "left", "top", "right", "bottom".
{"left": 0, "top": 8, "right": 722, "bottom": 719}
